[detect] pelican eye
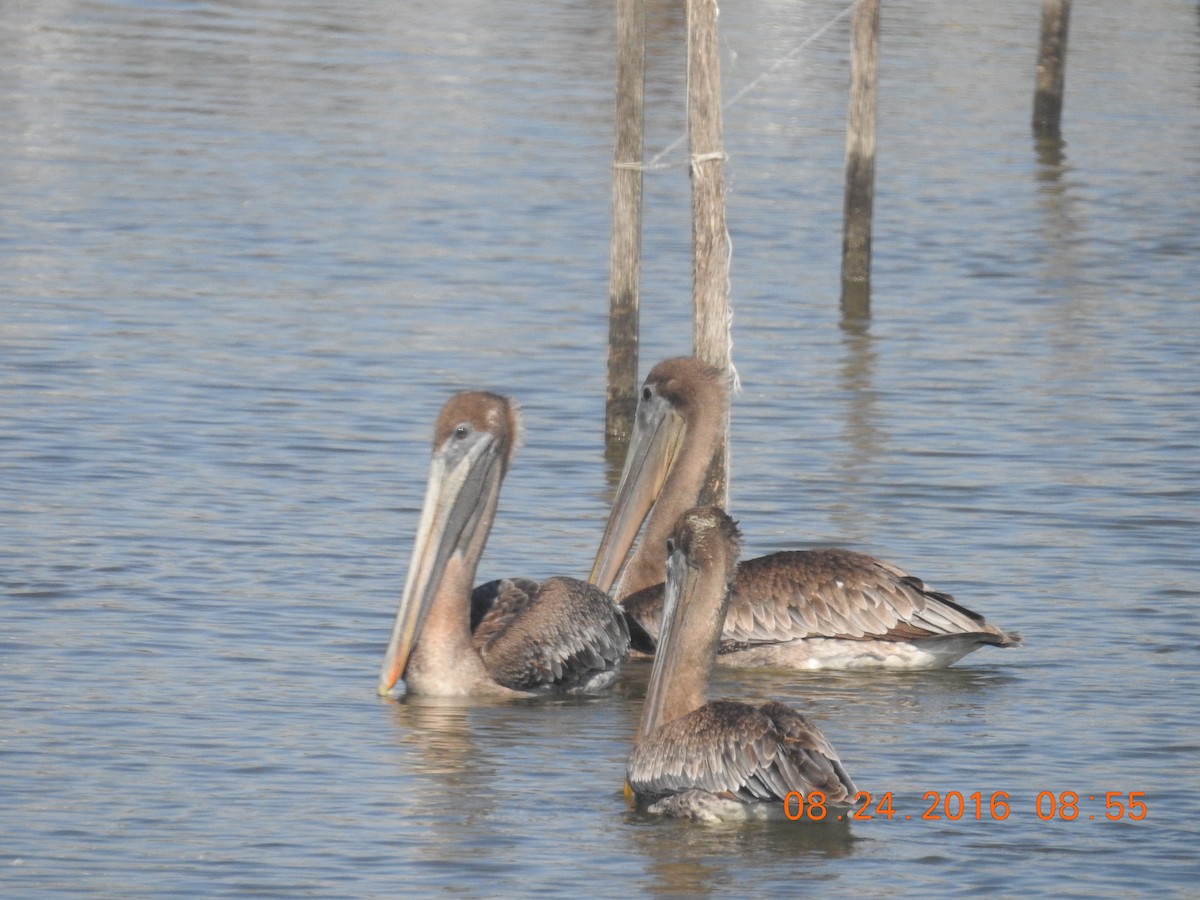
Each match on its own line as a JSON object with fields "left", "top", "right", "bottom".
{"left": 666, "top": 538, "right": 676, "bottom": 555}
{"left": 454, "top": 423, "right": 470, "bottom": 440}
{"left": 642, "top": 386, "right": 652, "bottom": 402}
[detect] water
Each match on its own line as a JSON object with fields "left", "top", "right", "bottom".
{"left": 3, "top": 0, "right": 1198, "bottom": 895}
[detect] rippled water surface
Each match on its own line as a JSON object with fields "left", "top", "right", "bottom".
{"left": 3, "top": 0, "right": 1199, "bottom": 896}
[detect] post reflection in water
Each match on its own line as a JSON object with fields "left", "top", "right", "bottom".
{"left": 831, "top": 310, "right": 883, "bottom": 546}
{"left": 1032, "top": 132, "right": 1085, "bottom": 298}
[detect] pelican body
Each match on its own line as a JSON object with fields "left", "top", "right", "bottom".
{"left": 379, "top": 391, "right": 629, "bottom": 699}
{"left": 626, "top": 507, "right": 857, "bottom": 821}
{"left": 592, "top": 357, "right": 1021, "bottom": 670}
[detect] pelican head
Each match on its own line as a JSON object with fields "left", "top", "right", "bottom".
{"left": 639, "top": 506, "right": 742, "bottom": 738}
{"left": 590, "top": 358, "right": 728, "bottom": 598}
{"left": 378, "top": 392, "right": 520, "bottom": 696}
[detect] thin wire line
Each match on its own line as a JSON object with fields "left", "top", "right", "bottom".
{"left": 645, "top": 0, "right": 859, "bottom": 169}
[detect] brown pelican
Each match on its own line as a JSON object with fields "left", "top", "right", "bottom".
{"left": 379, "top": 391, "right": 629, "bottom": 698}
{"left": 626, "top": 507, "right": 857, "bottom": 821}
{"left": 592, "top": 357, "right": 1021, "bottom": 670}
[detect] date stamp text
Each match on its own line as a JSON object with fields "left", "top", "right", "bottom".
{"left": 784, "top": 790, "right": 1148, "bottom": 823}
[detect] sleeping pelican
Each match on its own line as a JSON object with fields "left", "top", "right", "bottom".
{"left": 592, "top": 357, "right": 1021, "bottom": 670}
{"left": 626, "top": 507, "right": 857, "bottom": 821}
{"left": 379, "top": 391, "right": 629, "bottom": 698}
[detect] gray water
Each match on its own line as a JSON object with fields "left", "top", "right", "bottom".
{"left": 3, "top": 0, "right": 1199, "bottom": 896}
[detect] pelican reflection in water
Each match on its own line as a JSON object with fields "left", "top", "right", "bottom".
{"left": 626, "top": 507, "right": 857, "bottom": 821}
{"left": 592, "top": 357, "right": 1021, "bottom": 670}
{"left": 379, "top": 391, "right": 629, "bottom": 699}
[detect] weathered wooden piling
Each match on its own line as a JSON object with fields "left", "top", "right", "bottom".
{"left": 605, "top": 0, "right": 647, "bottom": 444}
{"left": 1032, "top": 0, "right": 1071, "bottom": 136}
{"left": 686, "top": 0, "right": 730, "bottom": 507}
{"left": 840, "top": 0, "right": 880, "bottom": 314}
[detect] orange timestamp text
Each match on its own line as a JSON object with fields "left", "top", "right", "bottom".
{"left": 784, "top": 790, "right": 1148, "bottom": 822}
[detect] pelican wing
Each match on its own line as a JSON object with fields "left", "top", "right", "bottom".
{"left": 725, "top": 549, "right": 1017, "bottom": 646}
{"left": 627, "top": 700, "right": 856, "bottom": 806}
{"left": 473, "top": 576, "right": 630, "bottom": 692}
{"left": 624, "top": 549, "right": 1019, "bottom": 649}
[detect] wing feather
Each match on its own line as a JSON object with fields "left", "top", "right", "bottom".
{"left": 627, "top": 700, "right": 856, "bottom": 807}
{"left": 624, "top": 548, "right": 1019, "bottom": 650}
{"left": 474, "top": 576, "right": 630, "bottom": 692}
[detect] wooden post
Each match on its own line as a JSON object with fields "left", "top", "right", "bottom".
{"left": 840, "top": 0, "right": 879, "bottom": 313}
{"left": 1032, "top": 0, "right": 1071, "bottom": 136}
{"left": 605, "top": 0, "right": 647, "bottom": 444}
{"left": 687, "top": 0, "right": 730, "bottom": 507}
